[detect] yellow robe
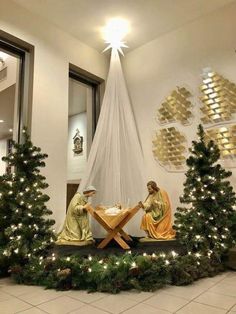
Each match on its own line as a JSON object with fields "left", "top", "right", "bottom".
{"left": 141, "top": 189, "right": 175, "bottom": 240}
{"left": 56, "top": 192, "right": 93, "bottom": 245}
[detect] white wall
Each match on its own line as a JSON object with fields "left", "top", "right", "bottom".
{"left": 0, "top": 139, "right": 7, "bottom": 175}
{"left": 0, "top": 0, "right": 108, "bottom": 231}
{"left": 67, "top": 112, "right": 87, "bottom": 182}
{"left": 123, "top": 1, "right": 236, "bottom": 224}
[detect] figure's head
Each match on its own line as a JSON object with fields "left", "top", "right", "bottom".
{"left": 83, "top": 185, "right": 97, "bottom": 197}
{"left": 147, "top": 181, "right": 159, "bottom": 194}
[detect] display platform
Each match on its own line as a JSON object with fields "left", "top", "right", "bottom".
{"left": 52, "top": 237, "right": 184, "bottom": 258}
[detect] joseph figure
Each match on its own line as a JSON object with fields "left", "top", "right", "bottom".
{"left": 56, "top": 186, "right": 96, "bottom": 246}
{"left": 140, "top": 181, "right": 175, "bottom": 240}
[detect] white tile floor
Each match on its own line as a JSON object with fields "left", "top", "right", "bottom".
{"left": 0, "top": 271, "right": 236, "bottom": 314}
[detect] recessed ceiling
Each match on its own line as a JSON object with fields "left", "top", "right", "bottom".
{"left": 14, "top": 0, "right": 235, "bottom": 52}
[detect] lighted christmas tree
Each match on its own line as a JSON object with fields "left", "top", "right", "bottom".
{"left": 174, "top": 125, "right": 236, "bottom": 256}
{"left": 0, "top": 128, "right": 55, "bottom": 271}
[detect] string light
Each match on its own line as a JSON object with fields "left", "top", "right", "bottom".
{"left": 171, "top": 251, "right": 178, "bottom": 257}
{"left": 131, "top": 262, "right": 137, "bottom": 268}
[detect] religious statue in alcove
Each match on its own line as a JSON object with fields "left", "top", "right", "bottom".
{"left": 73, "top": 128, "right": 83, "bottom": 154}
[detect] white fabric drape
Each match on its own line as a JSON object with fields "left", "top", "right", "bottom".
{"left": 79, "top": 48, "right": 146, "bottom": 236}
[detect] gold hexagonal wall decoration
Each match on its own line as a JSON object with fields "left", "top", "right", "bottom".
{"left": 157, "top": 87, "right": 193, "bottom": 125}
{"left": 200, "top": 70, "right": 236, "bottom": 124}
{"left": 205, "top": 125, "right": 236, "bottom": 158}
{"left": 153, "top": 127, "right": 187, "bottom": 168}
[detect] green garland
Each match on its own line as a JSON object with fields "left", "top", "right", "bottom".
{"left": 1, "top": 125, "right": 233, "bottom": 293}
{"left": 11, "top": 250, "right": 224, "bottom": 294}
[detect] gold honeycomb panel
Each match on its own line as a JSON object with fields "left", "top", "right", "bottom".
{"left": 157, "top": 87, "right": 193, "bottom": 125}
{"left": 153, "top": 127, "right": 187, "bottom": 168}
{"left": 205, "top": 125, "right": 236, "bottom": 159}
{"left": 200, "top": 71, "right": 236, "bottom": 124}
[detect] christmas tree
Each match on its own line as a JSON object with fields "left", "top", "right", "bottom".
{"left": 0, "top": 128, "right": 55, "bottom": 272}
{"left": 174, "top": 125, "right": 236, "bottom": 256}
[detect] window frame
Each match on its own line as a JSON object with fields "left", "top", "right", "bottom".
{"left": 69, "top": 64, "right": 104, "bottom": 136}
{"left": 0, "top": 30, "right": 34, "bottom": 142}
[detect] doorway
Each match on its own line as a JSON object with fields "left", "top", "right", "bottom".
{"left": 66, "top": 68, "right": 103, "bottom": 208}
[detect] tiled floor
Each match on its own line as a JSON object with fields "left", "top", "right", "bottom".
{"left": 0, "top": 271, "right": 236, "bottom": 314}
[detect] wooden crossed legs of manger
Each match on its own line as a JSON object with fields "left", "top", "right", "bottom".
{"left": 87, "top": 204, "right": 141, "bottom": 250}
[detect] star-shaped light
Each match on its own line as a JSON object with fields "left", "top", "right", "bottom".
{"left": 102, "top": 18, "right": 129, "bottom": 55}
{"left": 103, "top": 41, "right": 128, "bottom": 55}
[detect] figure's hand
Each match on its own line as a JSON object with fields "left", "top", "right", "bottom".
{"left": 138, "top": 201, "right": 144, "bottom": 209}
{"left": 84, "top": 203, "right": 91, "bottom": 210}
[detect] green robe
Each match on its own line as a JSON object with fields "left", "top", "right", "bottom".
{"left": 56, "top": 192, "right": 93, "bottom": 245}
{"left": 143, "top": 191, "right": 165, "bottom": 221}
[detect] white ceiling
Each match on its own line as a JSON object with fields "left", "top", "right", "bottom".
{"left": 14, "top": 0, "right": 235, "bottom": 52}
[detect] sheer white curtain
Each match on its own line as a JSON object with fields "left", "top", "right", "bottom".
{"left": 79, "top": 48, "right": 146, "bottom": 236}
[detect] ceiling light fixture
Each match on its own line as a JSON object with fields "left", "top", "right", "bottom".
{"left": 0, "top": 120, "right": 4, "bottom": 123}
{"left": 102, "top": 18, "right": 129, "bottom": 54}
{"left": 0, "top": 52, "right": 8, "bottom": 68}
